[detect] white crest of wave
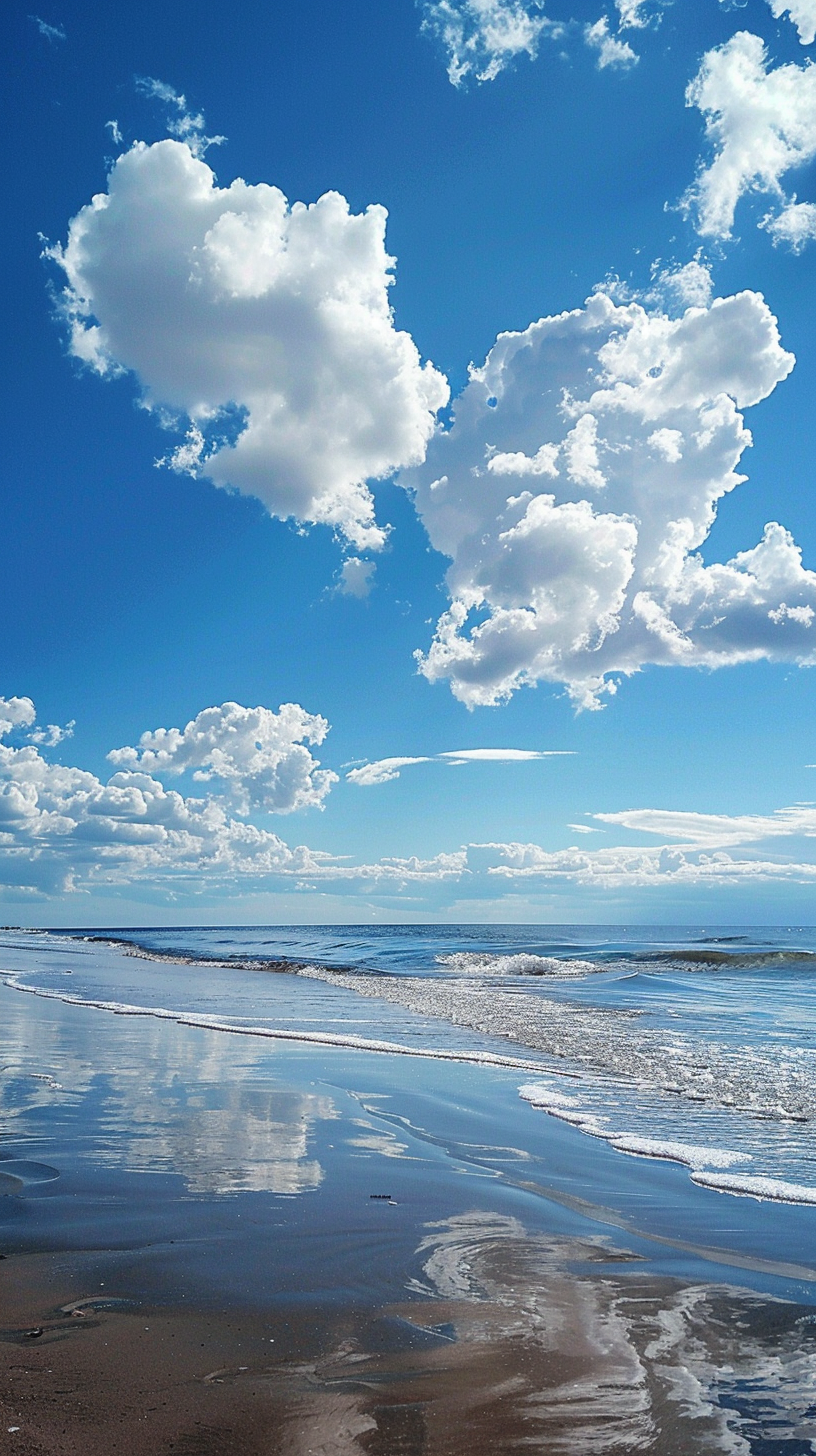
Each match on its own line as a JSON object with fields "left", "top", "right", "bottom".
{"left": 436, "top": 951, "right": 597, "bottom": 976}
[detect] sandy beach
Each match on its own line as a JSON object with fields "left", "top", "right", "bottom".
{"left": 3, "top": 939, "right": 816, "bottom": 1454}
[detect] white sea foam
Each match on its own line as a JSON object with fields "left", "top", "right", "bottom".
{"left": 0, "top": 973, "right": 552, "bottom": 1075}
{"left": 436, "top": 951, "right": 597, "bottom": 977}
{"left": 518, "top": 1083, "right": 747, "bottom": 1172}
{"left": 690, "top": 1171, "right": 816, "bottom": 1204}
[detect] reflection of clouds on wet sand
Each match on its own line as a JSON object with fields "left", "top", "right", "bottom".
{"left": 0, "top": 990, "right": 337, "bottom": 1195}
{"left": 131, "top": 1084, "right": 337, "bottom": 1195}
{"left": 411, "top": 1211, "right": 816, "bottom": 1454}
{"left": 346, "top": 1118, "right": 411, "bottom": 1160}
{"left": 266, "top": 1211, "right": 816, "bottom": 1455}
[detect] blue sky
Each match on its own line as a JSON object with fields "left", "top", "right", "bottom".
{"left": 4, "top": 0, "right": 816, "bottom": 924}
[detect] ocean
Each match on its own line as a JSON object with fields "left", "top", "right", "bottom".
{"left": 3, "top": 922, "right": 816, "bottom": 1208}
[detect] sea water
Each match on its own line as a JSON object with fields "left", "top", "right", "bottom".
{"left": 2, "top": 923, "right": 816, "bottom": 1208}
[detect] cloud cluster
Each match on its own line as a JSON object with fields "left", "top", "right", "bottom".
{"left": 684, "top": 32, "right": 816, "bottom": 245}
{"left": 0, "top": 697, "right": 336, "bottom": 897}
{"left": 0, "top": 696, "right": 73, "bottom": 747}
{"left": 7, "top": 697, "right": 816, "bottom": 899}
{"left": 472, "top": 837, "right": 816, "bottom": 888}
{"left": 108, "top": 701, "right": 337, "bottom": 814}
{"left": 49, "top": 138, "right": 448, "bottom": 551}
{"left": 402, "top": 285, "right": 810, "bottom": 709}
{"left": 346, "top": 746, "right": 571, "bottom": 785}
{"left": 419, "top": 0, "right": 554, "bottom": 85}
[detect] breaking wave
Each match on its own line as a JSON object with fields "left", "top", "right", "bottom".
{"left": 436, "top": 951, "right": 597, "bottom": 977}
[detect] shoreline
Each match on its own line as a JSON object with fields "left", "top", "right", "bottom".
{"left": 4, "top": 928, "right": 816, "bottom": 1209}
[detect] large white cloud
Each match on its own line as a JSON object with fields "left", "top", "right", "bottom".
{"left": 684, "top": 32, "right": 816, "bottom": 244}
{"left": 401, "top": 286, "right": 807, "bottom": 709}
{"left": 419, "top": 0, "right": 555, "bottom": 84}
{"left": 49, "top": 139, "right": 448, "bottom": 551}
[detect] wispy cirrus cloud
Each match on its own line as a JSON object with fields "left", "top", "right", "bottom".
{"left": 594, "top": 804, "right": 816, "bottom": 847}
{"left": 584, "top": 16, "right": 639, "bottom": 69}
{"left": 29, "top": 14, "right": 66, "bottom": 42}
{"left": 346, "top": 747, "right": 572, "bottom": 786}
{"left": 134, "top": 77, "right": 224, "bottom": 158}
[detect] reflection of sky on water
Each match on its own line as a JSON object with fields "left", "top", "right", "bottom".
{"left": 0, "top": 987, "right": 337, "bottom": 1195}
{"left": 409, "top": 1212, "right": 816, "bottom": 1455}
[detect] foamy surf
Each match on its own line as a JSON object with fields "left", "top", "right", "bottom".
{"left": 690, "top": 1172, "right": 816, "bottom": 1205}
{"left": 435, "top": 951, "right": 598, "bottom": 976}
{"left": 518, "top": 1082, "right": 752, "bottom": 1174}
{"left": 0, "top": 972, "right": 556, "bottom": 1075}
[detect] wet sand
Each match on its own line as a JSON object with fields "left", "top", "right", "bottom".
{"left": 5, "top": 1220, "right": 816, "bottom": 1455}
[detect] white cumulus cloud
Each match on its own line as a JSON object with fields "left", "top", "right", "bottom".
{"left": 0, "top": 697, "right": 37, "bottom": 736}
{"left": 761, "top": 198, "right": 816, "bottom": 250}
{"left": 7, "top": 700, "right": 816, "bottom": 900}
{"left": 419, "top": 0, "right": 555, "bottom": 85}
{"left": 684, "top": 32, "right": 816, "bottom": 245}
{"left": 107, "top": 701, "right": 337, "bottom": 816}
{"left": 337, "top": 556, "right": 376, "bottom": 598}
{"left": 402, "top": 286, "right": 805, "bottom": 710}
{"left": 48, "top": 138, "right": 448, "bottom": 551}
